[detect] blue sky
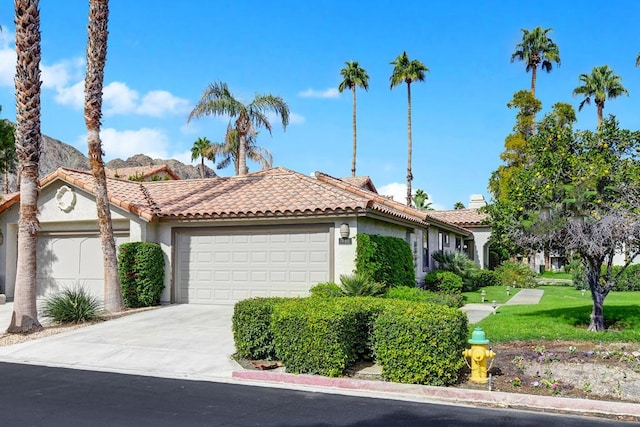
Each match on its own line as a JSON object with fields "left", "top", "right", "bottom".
{"left": 1, "top": 1, "right": 640, "bottom": 209}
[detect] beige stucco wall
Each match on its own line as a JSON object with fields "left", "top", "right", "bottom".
{"left": 468, "top": 226, "right": 491, "bottom": 269}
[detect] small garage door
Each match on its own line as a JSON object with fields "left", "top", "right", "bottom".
{"left": 175, "top": 226, "right": 331, "bottom": 304}
{"left": 36, "top": 232, "right": 129, "bottom": 300}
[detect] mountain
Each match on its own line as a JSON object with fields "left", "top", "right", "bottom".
{"left": 3, "top": 132, "right": 216, "bottom": 192}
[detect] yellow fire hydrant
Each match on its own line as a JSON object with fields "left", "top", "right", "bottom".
{"left": 462, "top": 327, "right": 495, "bottom": 384}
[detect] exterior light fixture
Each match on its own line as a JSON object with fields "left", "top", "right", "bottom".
{"left": 481, "top": 289, "right": 486, "bottom": 303}
{"left": 338, "top": 223, "right": 352, "bottom": 245}
{"left": 491, "top": 300, "right": 498, "bottom": 315}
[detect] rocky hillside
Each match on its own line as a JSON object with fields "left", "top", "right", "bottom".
{"left": 3, "top": 132, "right": 216, "bottom": 192}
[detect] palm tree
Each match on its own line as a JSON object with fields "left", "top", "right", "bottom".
{"left": 413, "top": 189, "right": 433, "bottom": 211}
{"left": 390, "top": 52, "right": 429, "bottom": 206}
{"left": 188, "top": 82, "right": 289, "bottom": 176}
{"left": 216, "top": 123, "right": 273, "bottom": 175}
{"left": 84, "top": 0, "right": 123, "bottom": 313}
{"left": 190, "top": 136, "right": 218, "bottom": 178}
{"left": 453, "top": 201, "right": 465, "bottom": 210}
{"left": 572, "top": 65, "right": 629, "bottom": 128}
{"left": 511, "top": 26, "right": 560, "bottom": 98}
{"left": 338, "top": 61, "right": 369, "bottom": 177}
{"left": 8, "top": 0, "right": 43, "bottom": 333}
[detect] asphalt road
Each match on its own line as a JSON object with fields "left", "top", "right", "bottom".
{"left": 0, "top": 362, "right": 633, "bottom": 426}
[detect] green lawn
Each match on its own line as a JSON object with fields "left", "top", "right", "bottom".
{"left": 472, "top": 286, "right": 640, "bottom": 343}
{"left": 538, "top": 271, "right": 572, "bottom": 280}
{"left": 463, "top": 286, "right": 518, "bottom": 304}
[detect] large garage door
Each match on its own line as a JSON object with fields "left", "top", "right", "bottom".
{"left": 175, "top": 226, "right": 331, "bottom": 304}
{"left": 36, "top": 232, "right": 129, "bottom": 300}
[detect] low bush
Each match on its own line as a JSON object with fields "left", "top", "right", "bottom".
{"left": 495, "top": 261, "right": 537, "bottom": 288}
{"left": 384, "top": 286, "right": 464, "bottom": 308}
{"left": 118, "top": 242, "right": 165, "bottom": 307}
{"left": 468, "top": 269, "right": 501, "bottom": 289}
{"left": 41, "top": 287, "right": 101, "bottom": 323}
{"left": 423, "top": 270, "right": 463, "bottom": 294}
{"left": 373, "top": 301, "right": 468, "bottom": 386}
{"left": 232, "top": 297, "right": 290, "bottom": 360}
{"left": 432, "top": 250, "right": 479, "bottom": 291}
{"left": 572, "top": 263, "right": 640, "bottom": 292}
{"left": 309, "top": 282, "right": 343, "bottom": 298}
{"left": 271, "top": 297, "right": 385, "bottom": 376}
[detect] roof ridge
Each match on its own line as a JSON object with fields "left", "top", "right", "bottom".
{"left": 139, "top": 183, "right": 162, "bottom": 215}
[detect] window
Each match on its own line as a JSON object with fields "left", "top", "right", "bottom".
{"left": 443, "top": 233, "right": 450, "bottom": 247}
{"left": 422, "top": 231, "right": 429, "bottom": 271}
{"left": 438, "top": 232, "right": 444, "bottom": 250}
{"left": 455, "top": 237, "right": 462, "bottom": 251}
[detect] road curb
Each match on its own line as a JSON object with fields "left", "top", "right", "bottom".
{"left": 232, "top": 370, "right": 640, "bottom": 421}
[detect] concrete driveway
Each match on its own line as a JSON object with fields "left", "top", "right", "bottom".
{"left": 0, "top": 303, "right": 240, "bottom": 381}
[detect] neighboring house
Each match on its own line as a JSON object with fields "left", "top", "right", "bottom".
{"left": 428, "top": 195, "right": 491, "bottom": 269}
{"left": 105, "top": 164, "right": 180, "bottom": 182}
{"left": 0, "top": 167, "right": 475, "bottom": 305}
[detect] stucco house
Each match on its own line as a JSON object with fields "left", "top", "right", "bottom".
{"left": 0, "top": 166, "right": 474, "bottom": 305}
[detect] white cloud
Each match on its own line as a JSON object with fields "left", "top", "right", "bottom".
{"left": 266, "top": 111, "right": 305, "bottom": 126}
{"left": 137, "top": 90, "right": 191, "bottom": 117}
{"left": 298, "top": 88, "right": 340, "bottom": 99}
{"left": 289, "top": 112, "right": 305, "bottom": 125}
{"left": 103, "top": 81, "right": 139, "bottom": 115}
{"left": 172, "top": 150, "right": 194, "bottom": 165}
{"left": 378, "top": 182, "right": 444, "bottom": 210}
{"left": 54, "top": 80, "right": 84, "bottom": 109}
{"left": 378, "top": 182, "right": 408, "bottom": 203}
{"left": 0, "top": 30, "right": 16, "bottom": 87}
{"left": 77, "top": 127, "right": 172, "bottom": 160}
{"left": 41, "top": 57, "right": 84, "bottom": 89}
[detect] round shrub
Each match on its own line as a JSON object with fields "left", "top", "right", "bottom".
{"left": 423, "top": 270, "right": 463, "bottom": 294}
{"left": 495, "top": 261, "right": 537, "bottom": 288}
{"left": 373, "top": 301, "right": 468, "bottom": 386}
{"left": 469, "top": 269, "right": 501, "bottom": 289}
{"left": 42, "top": 287, "right": 101, "bottom": 323}
{"left": 233, "top": 297, "right": 290, "bottom": 360}
{"left": 309, "top": 282, "right": 343, "bottom": 298}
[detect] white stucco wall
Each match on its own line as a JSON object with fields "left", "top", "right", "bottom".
{"left": 468, "top": 226, "right": 491, "bottom": 269}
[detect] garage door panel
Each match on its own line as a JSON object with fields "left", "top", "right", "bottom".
{"left": 176, "top": 228, "right": 330, "bottom": 304}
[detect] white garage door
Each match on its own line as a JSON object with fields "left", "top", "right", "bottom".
{"left": 175, "top": 226, "right": 331, "bottom": 304}
{"left": 36, "top": 232, "right": 129, "bottom": 300}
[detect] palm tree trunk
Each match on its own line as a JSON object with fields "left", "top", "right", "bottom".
{"left": 530, "top": 65, "right": 537, "bottom": 134}
{"left": 236, "top": 114, "right": 250, "bottom": 176}
{"left": 351, "top": 85, "right": 357, "bottom": 177}
{"left": 406, "top": 82, "right": 413, "bottom": 207}
{"left": 597, "top": 102, "right": 603, "bottom": 129}
{"left": 85, "top": 0, "right": 123, "bottom": 313}
{"left": 200, "top": 155, "right": 205, "bottom": 178}
{"left": 8, "top": 0, "right": 43, "bottom": 333}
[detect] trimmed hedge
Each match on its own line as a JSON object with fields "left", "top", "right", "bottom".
{"left": 118, "top": 242, "right": 165, "bottom": 307}
{"left": 271, "top": 297, "right": 386, "bottom": 376}
{"left": 373, "top": 302, "right": 468, "bottom": 386}
{"left": 384, "top": 286, "right": 464, "bottom": 308}
{"left": 309, "top": 282, "right": 344, "bottom": 298}
{"left": 469, "top": 269, "right": 501, "bottom": 289}
{"left": 572, "top": 263, "right": 640, "bottom": 291}
{"left": 423, "top": 270, "right": 463, "bottom": 294}
{"left": 355, "top": 233, "right": 415, "bottom": 287}
{"left": 232, "top": 297, "right": 291, "bottom": 360}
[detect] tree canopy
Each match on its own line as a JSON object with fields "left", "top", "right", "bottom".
{"left": 511, "top": 26, "right": 560, "bottom": 97}
{"left": 573, "top": 65, "right": 629, "bottom": 128}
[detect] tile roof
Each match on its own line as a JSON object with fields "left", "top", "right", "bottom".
{"left": 0, "top": 167, "right": 472, "bottom": 234}
{"left": 339, "top": 176, "right": 378, "bottom": 193}
{"left": 427, "top": 209, "right": 488, "bottom": 227}
{"left": 104, "top": 164, "right": 180, "bottom": 181}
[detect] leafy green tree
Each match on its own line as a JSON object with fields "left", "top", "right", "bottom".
{"left": 511, "top": 26, "right": 560, "bottom": 98}
{"left": 188, "top": 81, "right": 289, "bottom": 176}
{"left": 453, "top": 201, "right": 465, "bottom": 210}
{"left": 0, "top": 114, "right": 16, "bottom": 194}
{"left": 338, "top": 61, "right": 369, "bottom": 177}
{"left": 390, "top": 52, "right": 429, "bottom": 206}
{"left": 494, "top": 113, "right": 640, "bottom": 332}
{"left": 412, "top": 189, "right": 433, "bottom": 211}
{"left": 190, "top": 136, "right": 218, "bottom": 178}
{"left": 573, "top": 65, "right": 629, "bottom": 128}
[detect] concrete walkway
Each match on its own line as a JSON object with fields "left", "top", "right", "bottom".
{"left": 460, "top": 289, "right": 544, "bottom": 324}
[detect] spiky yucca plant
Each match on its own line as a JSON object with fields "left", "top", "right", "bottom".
{"left": 42, "top": 287, "right": 101, "bottom": 323}
{"left": 339, "top": 274, "right": 386, "bottom": 297}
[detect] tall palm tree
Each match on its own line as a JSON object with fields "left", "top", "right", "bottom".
{"left": 572, "top": 65, "right": 629, "bottom": 128}
{"left": 8, "top": 0, "right": 43, "bottom": 333}
{"left": 338, "top": 61, "right": 369, "bottom": 177}
{"left": 84, "top": 0, "right": 123, "bottom": 313}
{"left": 217, "top": 124, "right": 272, "bottom": 174}
{"left": 188, "top": 82, "right": 289, "bottom": 176}
{"left": 511, "top": 26, "right": 560, "bottom": 98}
{"left": 390, "top": 51, "right": 429, "bottom": 206}
{"left": 190, "top": 136, "right": 218, "bottom": 178}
